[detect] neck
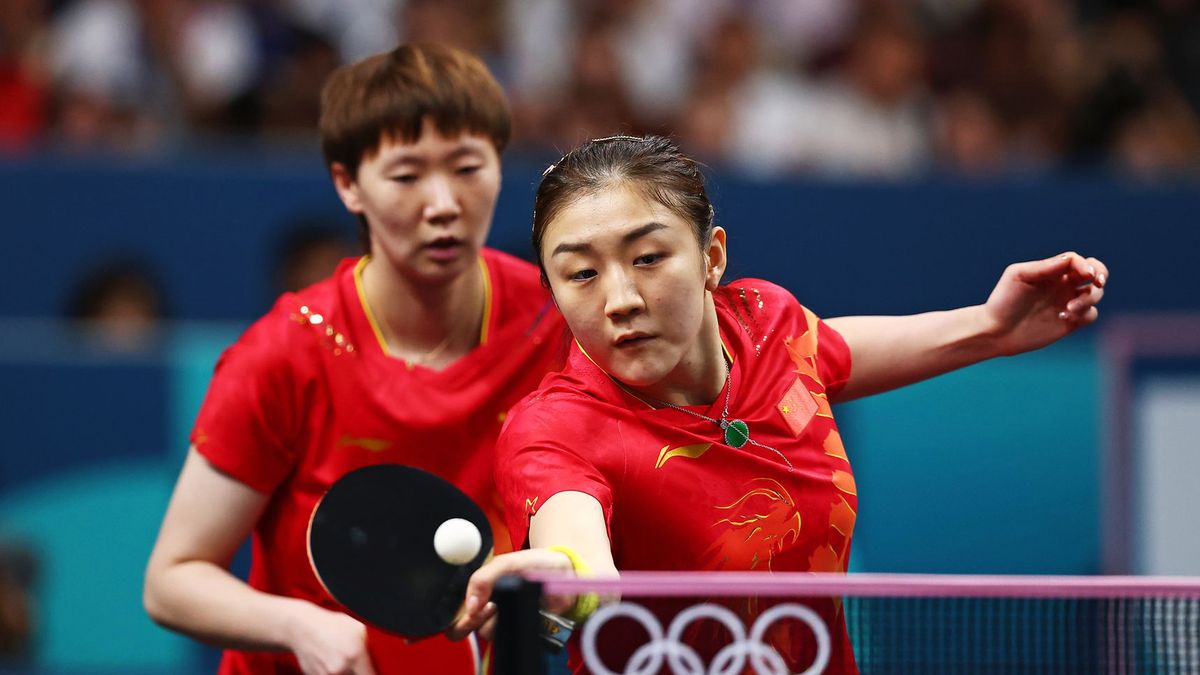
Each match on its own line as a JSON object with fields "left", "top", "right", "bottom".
{"left": 630, "top": 293, "right": 726, "bottom": 407}
{"left": 359, "top": 255, "right": 484, "bottom": 365}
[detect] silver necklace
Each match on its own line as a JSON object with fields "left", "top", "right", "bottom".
{"left": 617, "top": 358, "right": 794, "bottom": 470}
{"left": 400, "top": 329, "right": 456, "bottom": 371}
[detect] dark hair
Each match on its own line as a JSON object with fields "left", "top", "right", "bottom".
{"left": 66, "top": 258, "right": 166, "bottom": 321}
{"left": 319, "top": 43, "right": 510, "bottom": 173}
{"left": 532, "top": 135, "right": 715, "bottom": 284}
{"left": 319, "top": 43, "right": 511, "bottom": 251}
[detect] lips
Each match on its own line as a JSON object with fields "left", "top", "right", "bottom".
{"left": 614, "top": 332, "right": 655, "bottom": 348}
{"left": 423, "top": 237, "right": 465, "bottom": 261}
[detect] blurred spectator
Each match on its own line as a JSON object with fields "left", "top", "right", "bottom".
{"left": 1067, "top": 9, "right": 1200, "bottom": 177}
{"left": 66, "top": 257, "right": 166, "bottom": 351}
{"left": 1156, "top": 0, "right": 1200, "bottom": 116}
{"left": 675, "top": 14, "right": 757, "bottom": 162}
{"left": 174, "top": 0, "right": 263, "bottom": 133}
{"left": 751, "top": 0, "right": 858, "bottom": 64}
{"left": 547, "top": 11, "right": 643, "bottom": 148}
{"left": 47, "top": 0, "right": 176, "bottom": 150}
{"left": 279, "top": 0, "right": 398, "bottom": 64}
{"left": 812, "top": 4, "right": 930, "bottom": 175}
{"left": 400, "top": 0, "right": 500, "bottom": 56}
{"left": 932, "top": 88, "right": 1011, "bottom": 174}
{"left": 256, "top": 26, "right": 340, "bottom": 137}
{"left": 0, "top": 538, "right": 36, "bottom": 666}
{"left": 274, "top": 219, "right": 356, "bottom": 294}
{"left": 0, "top": 0, "right": 50, "bottom": 152}
{"left": 1105, "top": 82, "right": 1200, "bottom": 178}
{"left": 728, "top": 3, "right": 930, "bottom": 177}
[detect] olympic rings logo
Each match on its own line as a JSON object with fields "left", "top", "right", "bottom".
{"left": 580, "top": 601, "right": 831, "bottom": 675}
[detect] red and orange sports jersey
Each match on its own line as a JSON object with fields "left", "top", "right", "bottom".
{"left": 193, "top": 249, "right": 567, "bottom": 674}
{"left": 496, "top": 278, "right": 858, "bottom": 673}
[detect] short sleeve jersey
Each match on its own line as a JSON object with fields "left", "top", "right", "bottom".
{"left": 495, "top": 279, "right": 858, "bottom": 673}
{"left": 193, "top": 249, "right": 567, "bottom": 674}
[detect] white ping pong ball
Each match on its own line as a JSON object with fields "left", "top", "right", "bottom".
{"left": 433, "top": 518, "right": 482, "bottom": 565}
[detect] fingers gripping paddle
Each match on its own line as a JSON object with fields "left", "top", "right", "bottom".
{"left": 307, "top": 464, "right": 493, "bottom": 638}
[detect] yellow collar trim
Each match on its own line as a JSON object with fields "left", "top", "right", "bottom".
{"left": 478, "top": 255, "right": 492, "bottom": 346}
{"left": 353, "top": 256, "right": 392, "bottom": 355}
{"left": 353, "top": 254, "right": 493, "bottom": 356}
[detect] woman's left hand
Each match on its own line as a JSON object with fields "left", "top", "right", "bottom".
{"left": 982, "top": 251, "right": 1108, "bottom": 356}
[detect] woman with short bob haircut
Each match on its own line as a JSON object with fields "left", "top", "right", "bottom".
{"left": 144, "top": 44, "right": 568, "bottom": 674}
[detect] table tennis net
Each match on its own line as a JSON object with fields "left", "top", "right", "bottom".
{"left": 494, "top": 572, "right": 1200, "bottom": 675}
{"left": 846, "top": 593, "right": 1197, "bottom": 674}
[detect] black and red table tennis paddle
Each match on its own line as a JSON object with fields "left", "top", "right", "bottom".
{"left": 307, "top": 463, "right": 574, "bottom": 655}
{"left": 307, "top": 463, "right": 494, "bottom": 638}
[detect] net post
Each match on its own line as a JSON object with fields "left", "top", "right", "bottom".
{"left": 492, "top": 574, "right": 546, "bottom": 675}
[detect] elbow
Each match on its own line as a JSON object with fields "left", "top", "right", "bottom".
{"left": 143, "top": 583, "right": 186, "bottom": 634}
{"left": 142, "top": 562, "right": 177, "bottom": 629}
{"left": 142, "top": 572, "right": 167, "bottom": 626}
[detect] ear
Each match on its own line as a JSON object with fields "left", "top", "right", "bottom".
{"left": 704, "top": 226, "right": 727, "bottom": 292}
{"left": 330, "top": 162, "right": 364, "bottom": 215}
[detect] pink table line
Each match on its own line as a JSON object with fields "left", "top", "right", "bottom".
{"left": 528, "top": 572, "right": 1200, "bottom": 599}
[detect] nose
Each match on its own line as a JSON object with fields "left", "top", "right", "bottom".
{"left": 604, "top": 268, "right": 645, "bottom": 320}
{"left": 423, "top": 174, "right": 461, "bottom": 225}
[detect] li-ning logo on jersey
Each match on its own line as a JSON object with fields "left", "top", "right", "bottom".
{"left": 581, "top": 600, "right": 831, "bottom": 675}
{"left": 654, "top": 442, "right": 713, "bottom": 469}
{"left": 337, "top": 435, "right": 392, "bottom": 452}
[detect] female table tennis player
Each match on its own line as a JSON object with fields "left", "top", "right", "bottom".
{"left": 143, "top": 44, "right": 567, "bottom": 674}
{"left": 452, "top": 135, "right": 1108, "bottom": 672}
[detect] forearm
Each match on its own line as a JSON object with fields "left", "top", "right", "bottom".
{"left": 528, "top": 491, "right": 618, "bottom": 578}
{"left": 144, "top": 558, "right": 316, "bottom": 652}
{"left": 827, "top": 305, "right": 1002, "bottom": 402}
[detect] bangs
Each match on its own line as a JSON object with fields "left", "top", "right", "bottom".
{"left": 320, "top": 44, "right": 511, "bottom": 175}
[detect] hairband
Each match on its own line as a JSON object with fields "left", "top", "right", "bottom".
{"left": 542, "top": 135, "right": 654, "bottom": 177}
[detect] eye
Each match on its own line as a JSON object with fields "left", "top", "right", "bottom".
{"left": 569, "top": 268, "right": 597, "bottom": 282}
{"left": 391, "top": 174, "right": 418, "bottom": 184}
{"left": 456, "top": 165, "right": 482, "bottom": 176}
{"left": 634, "top": 252, "right": 663, "bottom": 266}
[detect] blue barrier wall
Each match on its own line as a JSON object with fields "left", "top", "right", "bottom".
{"left": 3, "top": 153, "right": 1198, "bottom": 321}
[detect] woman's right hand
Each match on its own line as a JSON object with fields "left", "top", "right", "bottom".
{"left": 445, "top": 548, "right": 576, "bottom": 641}
{"left": 446, "top": 492, "right": 617, "bottom": 642}
{"left": 286, "top": 601, "right": 377, "bottom": 675}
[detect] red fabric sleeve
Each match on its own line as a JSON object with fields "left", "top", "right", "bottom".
{"left": 494, "top": 397, "right": 614, "bottom": 550}
{"left": 749, "top": 278, "right": 853, "bottom": 399}
{"left": 190, "top": 314, "right": 304, "bottom": 494}
{"left": 815, "top": 317, "right": 853, "bottom": 398}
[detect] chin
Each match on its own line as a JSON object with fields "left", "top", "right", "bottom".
{"left": 411, "top": 257, "right": 474, "bottom": 285}
{"left": 609, "top": 362, "right": 667, "bottom": 390}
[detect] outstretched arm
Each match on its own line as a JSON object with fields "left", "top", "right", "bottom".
{"left": 827, "top": 252, "right": 1108, "bottom": 402}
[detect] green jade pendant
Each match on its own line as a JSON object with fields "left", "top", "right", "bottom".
{"left": 720, "top": 419, "right": 750, "bottom": 448}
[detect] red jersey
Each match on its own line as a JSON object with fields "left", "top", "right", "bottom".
{"left": 193, "top": 249, "right": 567, "bottom": 674}
{"left": 496, "top": 279, "right": 857, "bottom": 673}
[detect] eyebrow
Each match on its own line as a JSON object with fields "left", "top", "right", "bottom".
{"left": 551, "top": 221, "right": 669, "bottom": 257}
{"left": 382, "top": 145, "right": 485, "bottom": 168}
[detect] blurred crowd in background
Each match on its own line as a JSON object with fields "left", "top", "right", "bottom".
{"left": 2, "top": 0, "right": 1200, "bottom": 179}
{"left": 6, "top": 0, "right": 1200, "bottom": 358}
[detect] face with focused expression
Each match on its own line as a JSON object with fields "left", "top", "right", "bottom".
{"left": 332, "top": 118, "right": 501, "bottom": 286}
{"left": 541, "top": 184, "right": 727, "bottom": 400}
